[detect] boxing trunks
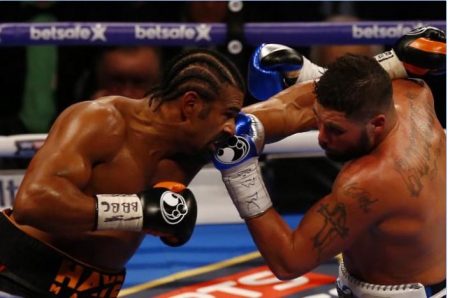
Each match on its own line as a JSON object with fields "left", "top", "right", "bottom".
{"left": 0, "top": 209, "right": 125, "bottom": 298}
{"left": 336, "top": 262, "right": 446, "bottom": 298}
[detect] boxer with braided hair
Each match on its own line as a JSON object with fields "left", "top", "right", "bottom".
{"left": 0, "top": 48, "right": 245, "bottom": 298}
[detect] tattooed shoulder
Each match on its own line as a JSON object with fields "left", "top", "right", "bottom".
{"left": 394, "top": 89, "right": 437, "bottom": 197}
{"left": 342, "top": 183, "right": 379, "bottom": 213}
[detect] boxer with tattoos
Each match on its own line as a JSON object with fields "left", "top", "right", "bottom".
{"left": 214, "top": 27, "right": 446, "bottom": 297}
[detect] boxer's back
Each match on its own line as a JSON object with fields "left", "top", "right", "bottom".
{"left": 343, "top": 79, "right": 446, "bottom": 285}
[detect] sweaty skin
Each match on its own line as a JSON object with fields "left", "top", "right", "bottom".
{"left": 12, "top": 85, "right": 243, "bottom": 271}
{"left": 243, "top": 79, "right": 445, "bottom": 285}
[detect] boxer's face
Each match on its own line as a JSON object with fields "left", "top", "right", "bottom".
{"left": 188, "top": 85, "right": 244, "bottom": 155}
{"left": 97, "top": 47, "right": 160, "bottom": 99}
{"left": 313, "top": 103, "right": 373, "bottom": 162}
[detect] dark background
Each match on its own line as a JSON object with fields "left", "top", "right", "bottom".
{"left": 0, "top": 1, "right": 445, "bottom": 212}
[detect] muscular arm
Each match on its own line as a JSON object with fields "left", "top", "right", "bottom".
{"left": 13, "top": 101, "right": 125, "bottom": 234}
{"left": 244, "top": 173, "right": 383, "bottom": 280}
{"left": 243, "top": 81, "right": 317, "bottom": 143}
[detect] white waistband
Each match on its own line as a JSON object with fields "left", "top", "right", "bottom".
{"left": 337, "top": 263, "right": 431, "bottom": 298}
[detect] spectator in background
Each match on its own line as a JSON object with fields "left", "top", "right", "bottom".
{"left": 309, "top": 15, "right": 385, "bottom": 67}
{"left": 184, "top": 1, "right": 229, "bottom": 23}
{"left": 10, "top": 2, "right": 59, "bottom": 135}
{"left": 90, "top": 46, "right": 162, "bottom": 100}
{"left": 0, "top": 2, "right": 58, "bottom": 169}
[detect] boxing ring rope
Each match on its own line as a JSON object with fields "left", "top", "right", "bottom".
{"left": 0, "top": 20, "right": 445, "bottom": 46}
{"left": 0, "top": 20, "right": 445, "bottom": 223}
{"left": 0, "top": 132, "right": 324, "bottom": 158}
{"left": 0, "top": 19, "right": 445, "bottom": 157}
{"left": 0, "top": 132, "right": 324, "bottom": 224}
{"left": 0, "top": 19, "right": 445, "bottom": 155}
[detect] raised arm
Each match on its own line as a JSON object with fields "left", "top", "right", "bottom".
{"left": 243, "top": 81, "right": 317, "bottom": 143}
{"left": 248, "top": 26, "right": 445, "bottom": 101}
{"left": 243, "top": 26, "right": 445, "bottom": 144}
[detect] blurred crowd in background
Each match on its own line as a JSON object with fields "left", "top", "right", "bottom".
{"left": 0, "top": 1, "right": 445, "bottom": 212}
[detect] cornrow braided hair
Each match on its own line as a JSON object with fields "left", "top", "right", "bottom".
{"left": 149, "top": 48, "right": 245, "bottom": 104}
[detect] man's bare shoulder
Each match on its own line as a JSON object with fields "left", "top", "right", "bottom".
{"left": 70, "top": 96, "right": 130, "bottom": 115}
{"left": 332, "top": 153, "right": 418, "bottom": 219}
{"left": 324, "top": 157, "right": 390, "bottom": 223}
{"left": 48, "top": 98, "right": 131, "bottom": 148}
{"left": 334, "top": 156, "right": 398, "bottom": 199}
{"left": 58, "top": 97, "right": 129, "bottom": 128}
{"left": 392, "top": 78, "right": 433, "bottom": 102}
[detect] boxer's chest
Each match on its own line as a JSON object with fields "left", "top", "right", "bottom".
{"left": 86, "top": 145, "right": 160, "bottom": 194}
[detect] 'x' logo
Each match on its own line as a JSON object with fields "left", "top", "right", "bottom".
{"left": 195, "top": 24, "right": 211, "bottom": 41}
{"left": 91, "top": 23, "right": 107, "bottom": 41}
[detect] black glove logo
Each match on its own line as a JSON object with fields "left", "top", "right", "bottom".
{"left": 215, "top": 136, "right": 250, "bottom": 164}
{"left": 160, "top": 191, "right": 188, "bottom": 225}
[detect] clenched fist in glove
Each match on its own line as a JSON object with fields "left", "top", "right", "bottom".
{"left": 95, "top": 181, "right": 197, "bottom": 247}
{"left": 375, "top": 26, "right": 446, "bottom": 78}
{"left": 248, "top": 44, "right": 304, "bottom": 101}
{"left": 247, "top": 43, "right": 326, "bottom": 101}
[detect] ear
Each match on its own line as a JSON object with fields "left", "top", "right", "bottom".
{"left": 180, "top": 91, "right": 202, "bottom": 120}
{"left": 368, "top": 114, "right": 386, "bottom": 134}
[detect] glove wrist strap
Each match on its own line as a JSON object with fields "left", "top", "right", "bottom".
{"left": 375, "top": 49, "right": 408, "bottom": 79}
{"left": 221, "top": 158, "right": 272, "bottom": 219}
{"left": 95, "top": 194, "right": 143, "bottom": 231}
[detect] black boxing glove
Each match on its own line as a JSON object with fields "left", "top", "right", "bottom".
{"left": 95, "top": 181, "right": 197, "bottom": 247}
{"left": 375, "top": 26, "right": 446, "bottom": 78}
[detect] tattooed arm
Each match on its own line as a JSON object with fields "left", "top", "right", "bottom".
{"left": 244, "top": 173, "right": 383, "bottom": 280}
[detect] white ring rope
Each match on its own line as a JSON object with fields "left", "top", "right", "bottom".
{"left": 264, "top": 131, "right": 324, "bottom": 157}
{"left": 0, "top": 134, "right": 48, "bottom": 158}
{"left": 0, "top": 131, "right": 324, "bottom": 224}
{"left": 0, "top": 131, "right": 324, "bottom": 158}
